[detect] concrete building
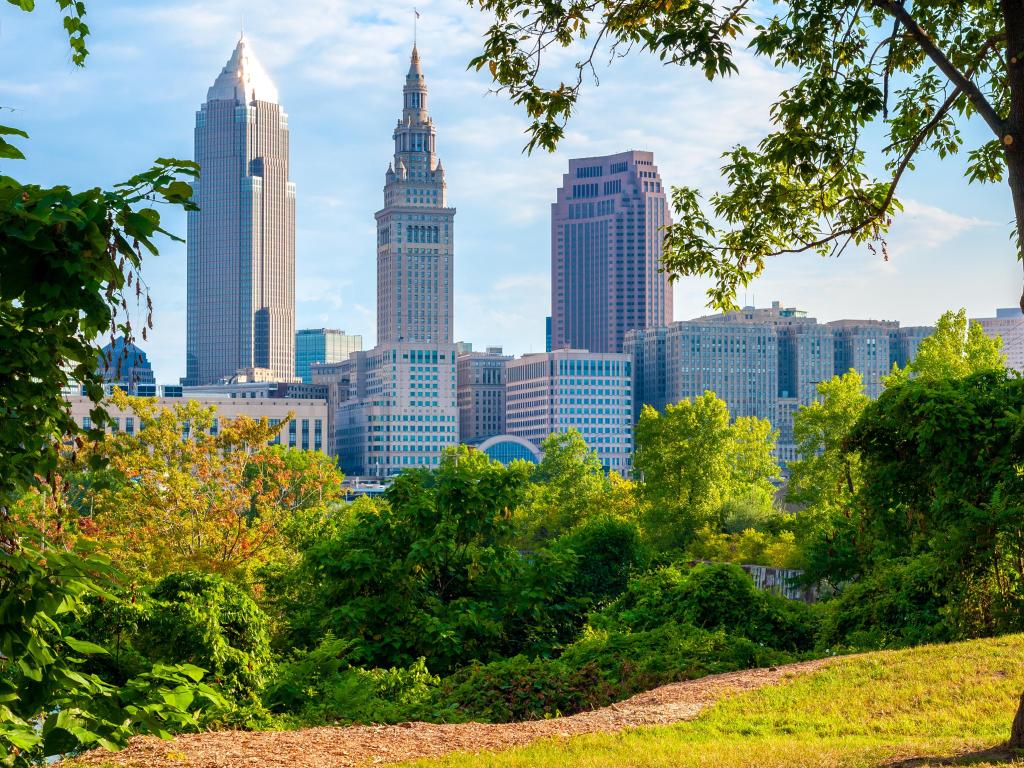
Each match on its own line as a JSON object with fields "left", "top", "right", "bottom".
{"left": 65, "top": 394, "right": 328, "bottom": 453}
{"left": 184, "top": 36, "right": 296, "bottom": 386}
{"left": 628, "top": 301, "right": 934, "bottom": 464}
{"left": 457, "top": 347, "right": 511, "bottom": 442}
{"left": 505, "top": 349, "right": 632, "bottom": 474}
{"left": 551, "top": 150, "right": 673, "bottom": 354}
{"left": 295, "top": 329, "right": 362, "bottom": 383}
{"left": 97, "top": 337, "right": 157, "bottom": 396}
{"left": 975, "top": 308, "right": 1024, "bottom": 370}
{"left": 332, "top": 46, "right": 460, "bottom": 477}
{"left": 376, "top": 44, "right": 454, "bottom": 345}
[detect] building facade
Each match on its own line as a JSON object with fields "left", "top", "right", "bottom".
{"left": 629, "top": 301, "right": 933, "bottom": 464}
{"left": 976, "top": 308, "right": 1024, "bottom": 371}
{"left": 333, "top": 46, "right": 460, "bottom": 477}
{"left": 375, "top": 44, "right": 455, "bottom": 345}
{"left": 505, "top": 349, "right": 633, "bottom": 473}
{"left": 97, "top": 337, "right": 157, "bottom": 396}
{"left": 457, "top": 347, "right": 510, "bottom": 442}
{"left": 551, "top": 151, "right": 673, "bottom": 354}
{"left": 184, "top": 36, "right": 296, "bottom": 386}
{"left": 65, "top": 394, "right": 328, "bottom": 453}
{"left": 295, "top": 328, "right": 362, "bottom": 383}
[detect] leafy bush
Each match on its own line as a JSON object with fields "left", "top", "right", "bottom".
{"left": 133, "top": 572, "right": 273, "bottom": 702}
{"left": 816, "top": 556, "right": 953, "bottom": 650}
{"left": 264, "top": 636, "right": 438, "bottom": 724}
{"left": 434, "top": 622, "right": 792, "bottom": 723}
{"left": 590, "top": 562, "right": 819, "bottom": 652}
{"left": 553, "top": 515, "right": 647, "bottom": 607}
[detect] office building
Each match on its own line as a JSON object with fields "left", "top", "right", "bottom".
{"left": 457, "top": 346, "right": 511, "bottom": 442}
{"left": 295, "top": 329, "right": 362, "bottom": 383}
{"left": 333, "top": 45, "right": 460, "bottom": 477}
{"left": 65, "top": 393, "right": 328, "bottom": 453}
{"left": 505, "top": 349, "right": 632, "bottom": 473}
{"left": 184, "top": 36, "right": 296, "bottom": 385}
{"left": 976, "top": 308, "right": 1024, "bottom": 370}
{"left": 551, "top": 150, "right": 673, "bottom": 353}
{"left": 629, "top": 301, "right": 933, "bottom": 464}
{"left": 96, "top": 337, "right": 157, "bottom": 396}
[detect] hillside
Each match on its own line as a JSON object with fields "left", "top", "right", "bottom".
{"left": 72, "top": 635, "right": 1024, "bottom": 768}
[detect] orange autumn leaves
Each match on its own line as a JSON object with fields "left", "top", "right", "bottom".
{"left": 60, "top": 391, "right": 344, "bottom": 582}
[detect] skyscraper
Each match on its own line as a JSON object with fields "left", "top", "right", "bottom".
{"left": 335, "top": 45, "right": 459, "bottom": 476}
{"left": 184, "top": 36, "right": 296, "bottom": 386}
{"left": 551, "top": 151, "right": 673, "bottom": 354}
{"left": 376, "top": 44, "right": 455, "bottom": 344}
{"left": 295, "top": 329, "right": 362, "bottom": 383}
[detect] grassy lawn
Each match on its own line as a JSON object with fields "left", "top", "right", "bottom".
{"left": 403, "top": 634, "right": 1024, "bottom": 768}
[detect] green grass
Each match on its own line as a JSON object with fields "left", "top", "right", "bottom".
{"left": 402, "top": 634, "right": 1024, "bottom": 768}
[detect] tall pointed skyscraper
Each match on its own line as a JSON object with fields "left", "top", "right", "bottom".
{"left": 334, "top": 45, "right": 459, "bottom": 476}
{"left": 183, "top": 36, "right": 296, "bottom": 385}
{"left": 375, "top": 44, "right": 455, "bottom": 344}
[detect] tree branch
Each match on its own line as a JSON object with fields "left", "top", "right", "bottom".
{"left": 874, "top": 0, "right": 1005, "bottom": 137}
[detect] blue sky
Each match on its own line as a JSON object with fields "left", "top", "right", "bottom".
{"left": 1, "top": 0, "right": 1020, "bottom": 383}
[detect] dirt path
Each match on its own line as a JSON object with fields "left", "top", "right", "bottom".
{"left": 74, "top": 658, "right": 834, "bottom": 768}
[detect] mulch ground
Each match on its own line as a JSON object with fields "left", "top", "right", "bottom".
{"left": 72, "top": 658, "right": 834, "bottom": 768}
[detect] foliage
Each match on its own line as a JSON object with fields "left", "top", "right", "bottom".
{"left": 132, "top": 572, "right": 273, "bottom": 703}
{"left": 73, "top": 392, "right": 342, "bottom": 582}
{"left": 520, "top": 430, "right": 641, "bottom": 542}
{"left": 294, "top": 447, "right": 561, "bottom": 674}
{"left": 434, "top": 623, "right": 791, "bottom": 723}
{"left": 409, "top": 634, "right": 1024, "bottom": 768}
{"left": 634, "top": 395, "right": 780, "bottom": 551}
{"left": 552, "top": 515, "right": 648, "bottom": 608}
{"left": 467, "top": 0, "right": 1024, "bottom": 311}
{"left": 844, "top": 371, "right": 1024, "bottom": 639}
{"left": 264, "top": 636, "right": 438, "bottom": 725}
{"left": 884, "top": 308, "right": 1008, "bottom": 386}
{"left": 0, "top": 535, "right": 225, "bottom": 767}
{"left": 817, "top": 556, "right": 953, "bottom": 651}
{"left": 687, "top": 527, "right": 801, "bottom": 570}
{"left": 590, "top": 563, "right": 818, "bottom": 653}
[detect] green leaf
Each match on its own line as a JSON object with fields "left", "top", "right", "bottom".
{"left": 64, "top": 636, "right": 109, "bottom": 655}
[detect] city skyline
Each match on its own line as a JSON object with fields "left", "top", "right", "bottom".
{"left": 2, "top": 0, "right": 1020, "bottom": 385}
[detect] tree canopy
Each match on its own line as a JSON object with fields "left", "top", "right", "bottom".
{"left": 468, "top": 0, "right": 1024, "bottom": 309}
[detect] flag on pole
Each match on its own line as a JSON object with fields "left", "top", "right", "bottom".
{"left": 415, "top": 8, "right": 421, "bottom": 17}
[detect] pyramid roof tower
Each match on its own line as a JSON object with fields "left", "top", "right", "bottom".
{"left": 207, "top": 35, "right": 279, "bottom": 104}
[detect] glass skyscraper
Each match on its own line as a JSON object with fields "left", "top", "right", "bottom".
{"left": 295, "top": 329, "right": 362, "bottom": 384}
{"left": 183, "top": 36, "right": 296, "bottom": 385}
{"left": 551, "top": 151, "right": 673, "bottom": 354}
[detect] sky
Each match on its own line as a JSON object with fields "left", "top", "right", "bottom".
{"left": 1, "top": 0, "right": 1020, "bottom": 383}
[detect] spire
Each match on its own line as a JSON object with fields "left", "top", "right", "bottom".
{"left": 207, "top": 35, "right": 279, "bottom": 104}
{"left": 408, "top": 43, "right": 423, "bottom": 79}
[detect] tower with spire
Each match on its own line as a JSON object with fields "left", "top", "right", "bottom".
{"left": 334, "top": 44, "right": 459, "bottom": 477}
{"left": 183, "top": 35, "right": 296, "bottom": 385}
{"left": 375, "top": 44, "right": 454, "bottom": 344}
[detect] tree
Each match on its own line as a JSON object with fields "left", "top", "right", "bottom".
{"left": 633, "top": 394, "right": 780, "bottom": 551}
{"left": 75, "top": 392, "right": 341, "bottom": 582}
{"left": 468, "top": 0, "right": 1024, "bottom": 310}
{"left": 786, "top": 371, "right": 871, "bottom": 585}
{"left": 884, "top": 308, "right": 1007, "bottom": 386}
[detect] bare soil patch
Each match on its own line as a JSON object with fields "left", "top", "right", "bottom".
{"left": 73, "top": 658, "right": 834, "bottom": 768}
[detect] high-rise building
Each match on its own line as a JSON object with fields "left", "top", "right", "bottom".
{"left": 96, "top": 337, "right": 157, "bottom": 396}
{"left": 375, "top": 44, "right": 455, "bottom": 345}
{"left": 551, "top": 151, "right": 673, "bottom": 353}
{"left": 295, "top": 329, "right": 362, "bottom": 383}
{"left": 457, "top": 347, "right": 511, "bottom": 442}
{"left": 975, "top": 308, "right": 1024, "bottom": 370}
{"left": 505, "top": 349, "right": 633, "bottom": 473}
{"left": 629, "top": 301, "right": 933, "bottom": 464}
{"left": 184, "top": 36, "right": 296, "bottom": 386}
{"left": 334, "top": 45, "right": 459, "bottom": 477}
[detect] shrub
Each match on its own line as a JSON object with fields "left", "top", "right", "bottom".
{"left": 816, "top": 556, "right": 953, "bottom": 650}
{"left": 554, "top": 515, "right": 647, "bottom": 607}
{"left": 590, "top": 562, "right": 819, "bottom": 652}
{"left": 134, "top": 572, "right": 273, "bottom": 702}
{"left": 264, "top": 635, "right": 439, "bottom": 724}
{"left": 434, "top": 622, "right": 793, "bottom": 723}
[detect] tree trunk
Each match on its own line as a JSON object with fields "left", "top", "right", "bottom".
{"left": 1002, "top": 0, "right": 1024, "bottom": 311}
{"left": 1010, "top": 692, "right": 1024, "bottom": 748}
